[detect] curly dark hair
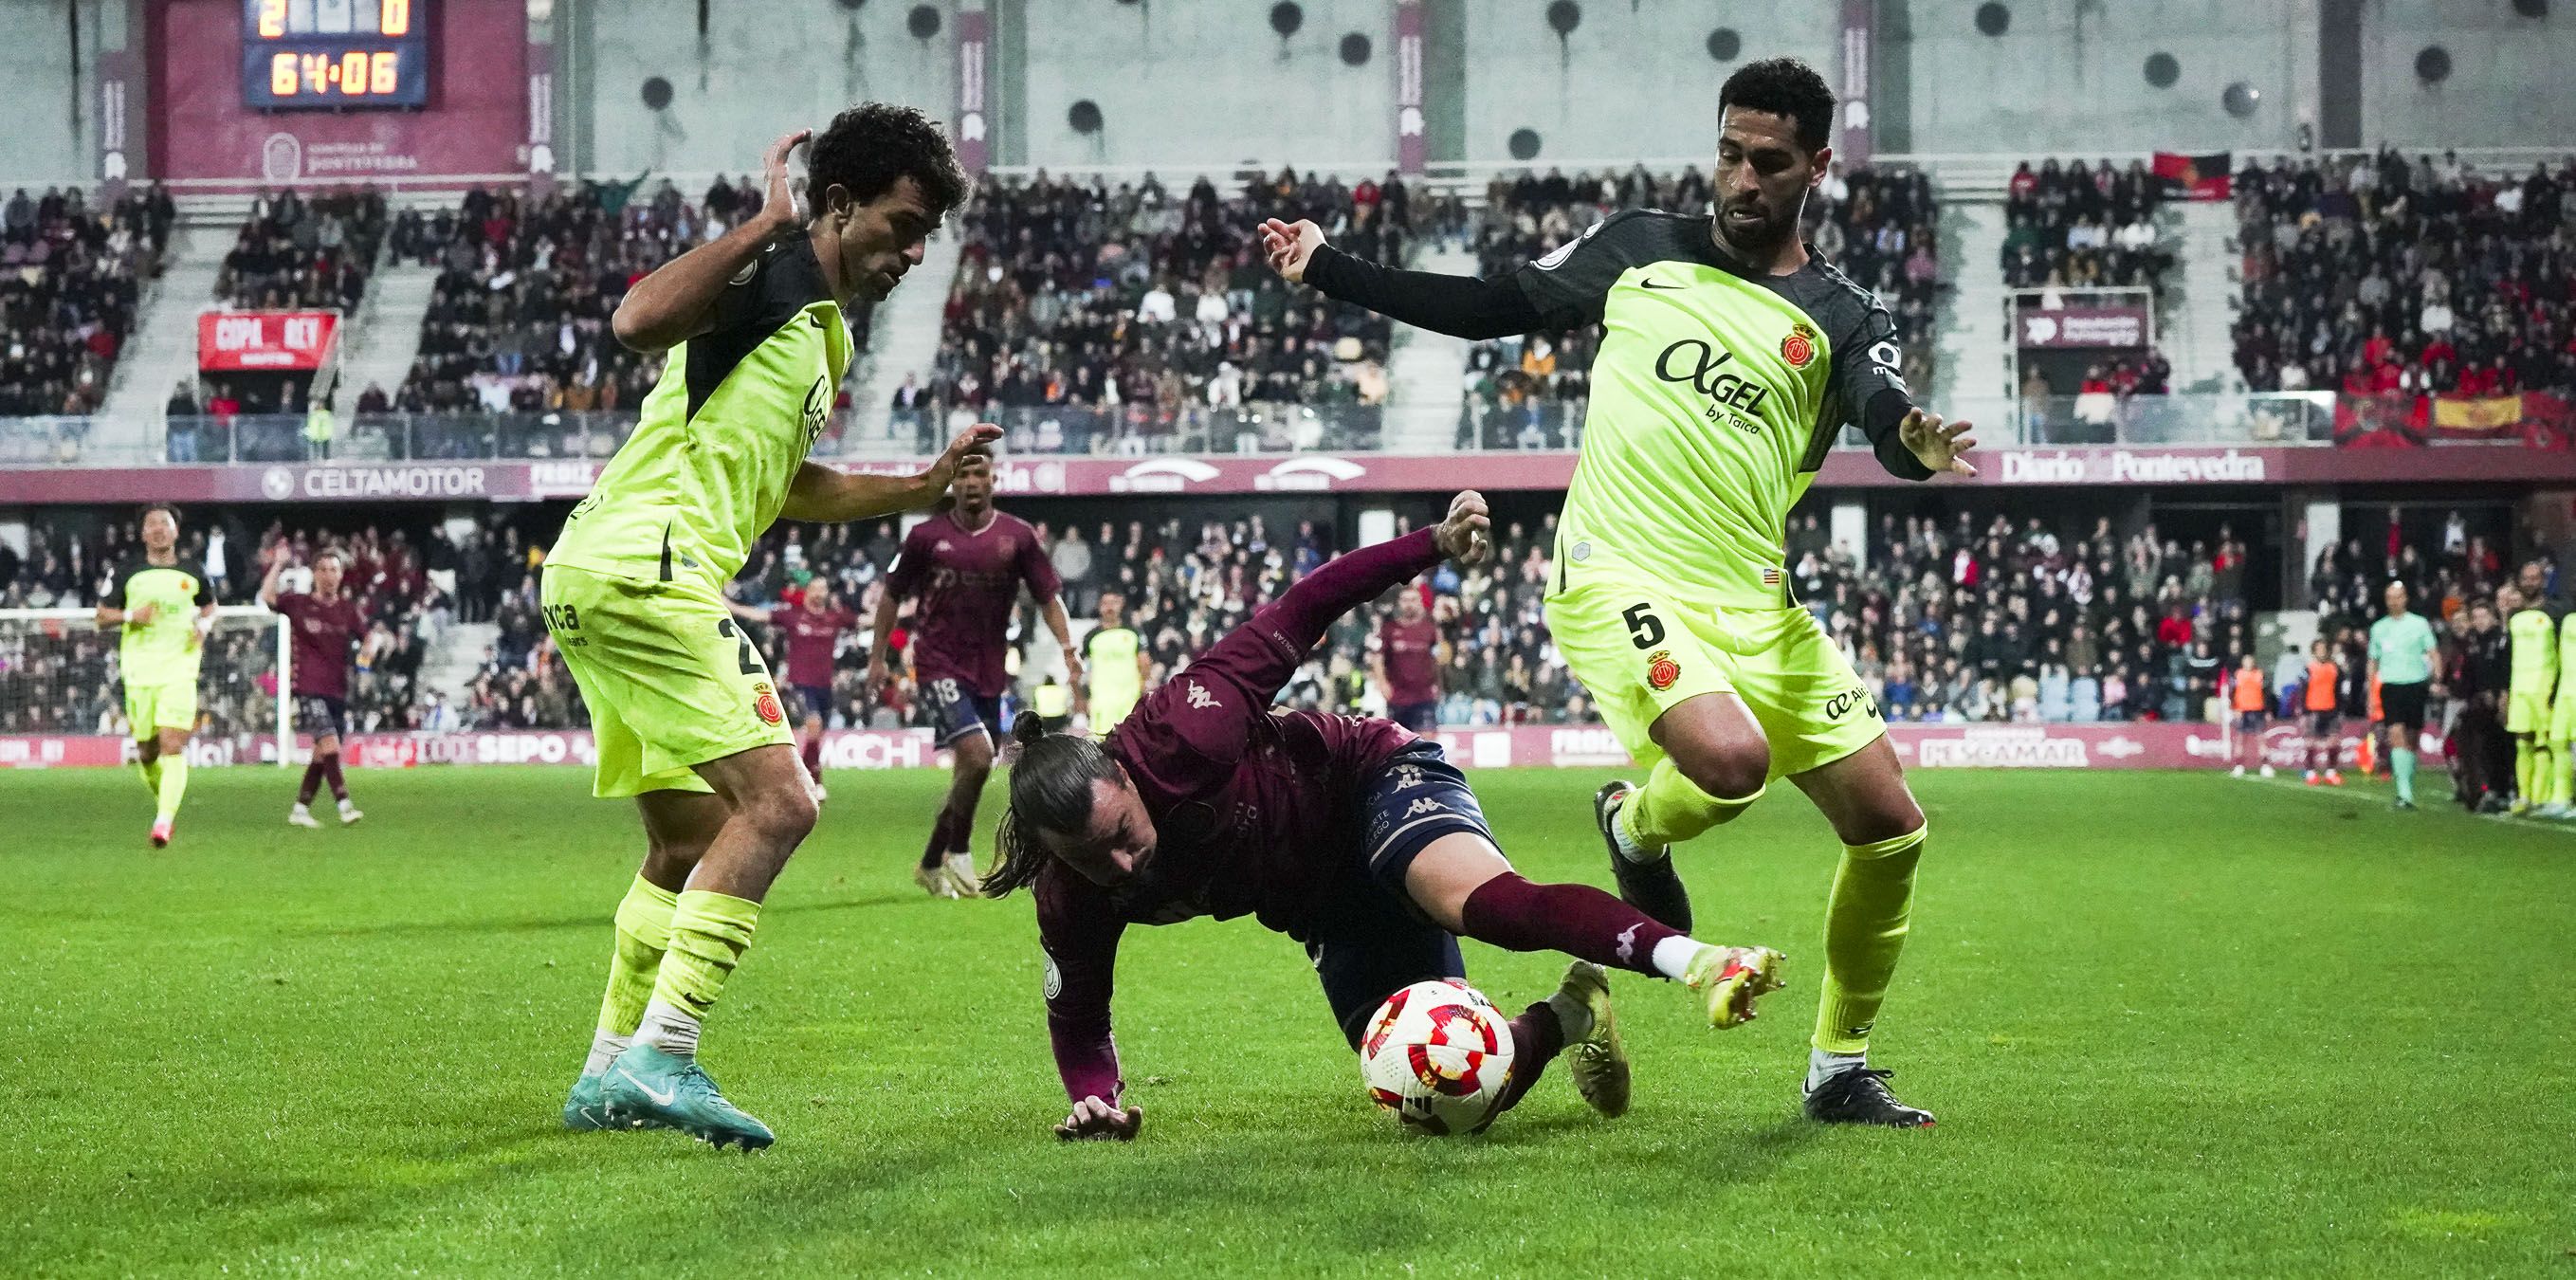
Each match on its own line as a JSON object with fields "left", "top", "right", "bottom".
{"left": 808, "top": 101, "right": 972, "bottom": 221}
{"left": 1719, "top": 56, "right": 1836, "bottom": 155}
{"left": 983, "top": 712, "right": 1124, "bottom": 899}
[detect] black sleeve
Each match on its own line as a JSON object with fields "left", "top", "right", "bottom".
{"left": 1830, "top": 301, "right": 1935, "bottom": 483}
{"left": 1303, "top": 247, "right": 1544, "bottom": 341}
{"left": 1506, "top": 210, "right": 1648, "bottom": 330}
{"left": 185, "top": 560, "right": 215, "bottom": 606}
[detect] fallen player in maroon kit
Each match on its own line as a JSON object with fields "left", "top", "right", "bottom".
{"left": 986, "top": 491, "right": 1788, "bottom": 1140}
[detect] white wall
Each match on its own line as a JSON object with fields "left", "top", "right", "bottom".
{"left": 0, "top": 0, "right": 91, "bottom": 183}
{"left": 1898, "top": 0, "right": 2317, "bottom": 155}
{"left": 1020, "top": 0, "right": 1394, "bottom": 170}
{"left": 2361, "top": 0, "right": 2576, "bottom": 150}
{"left": 1461, "top": 1, "right": 1838, "bottom": 166}
{"left": 579, "top": 0, "right": 956, "bottom": 178}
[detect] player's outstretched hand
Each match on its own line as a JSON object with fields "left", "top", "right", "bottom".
{"left": 1054, "top": 1095, "right": 1142, "bottom": 1142}
{"left": 1899, "top": 409, "right": 1979, "bottom": 478}
{"left": 921, "top": 423, "right": 1004, "bottom": 497}
{"left": 1259, "top": 218, "right": 1325, "bottom": 283}
{"left": 758, "top": 127, "right": 814, "bottom": 230}
{"left": 1436, "top": 489, "right": 1492, "bottom": 566}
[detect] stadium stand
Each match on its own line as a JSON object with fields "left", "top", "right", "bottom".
{"left": 0, "top": 183, "right": 173, "bottom": 446}
{"left": 212, "top": 187, "right": 389, "bottom": 313}
{"left": 2000, "top": 157, "right": 2176, "bottom": 292}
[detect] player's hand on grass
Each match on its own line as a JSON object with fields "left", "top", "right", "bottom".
{"left": 1259, "top": 218, "right": 1325, "bottom": 283}
{"left": 1054, "top": 1095, "right": 1142, "bottom": 1142}
{"left": 758, "top": 128, "right": 813, "bottom": 231}
{"left": 1436, "top": 489, "right": 1492, "bottom": 566}
{"left": 921, "top": 423, "right": 1004, "bottom": 496}
{"left": 1899, "top": 409, "right": 1979, "bottom": 477}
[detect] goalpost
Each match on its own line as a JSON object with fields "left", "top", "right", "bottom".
{"left": 0, "top": 605, "right": 294, "bottom": 765}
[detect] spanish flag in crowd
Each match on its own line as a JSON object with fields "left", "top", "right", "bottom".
{"left": 2151, "top": 152, "right": 2233, "bottom": 201}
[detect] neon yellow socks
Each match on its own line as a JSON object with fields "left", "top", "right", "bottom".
{"left": 1622, "top": 756, "right": 1763, "bottom": 850}
{"left": 597, "top": 875, "right": 682, "bottom": 1036}
{"left": 137, "top": 755, "right": 162, "bottom": 800}
{"left": 634, "top": 890, "right": 762, "bottom": 1058}
{"left": 154, "top": 755, "right": 189, "bottom": 822}
{"left": 1814, "top": 826, "right": 1926, "bottom": 1056}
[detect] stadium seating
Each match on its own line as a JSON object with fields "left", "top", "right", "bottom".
{"left": 214, "top": 188, "right": 388, "bottom": 313}
{"left": 1461, "top": 165, "right": 1939, "bottom": 448}
{"left": 2232, "top": 149, "right": 2576, "bottom": 411}
{"left": 0, "top": 183, "right": 172, "bottom": 423}
{"left": 2000, "top": 157, "right": 2175, "bottom": 293}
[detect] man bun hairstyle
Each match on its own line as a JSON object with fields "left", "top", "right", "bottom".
{"left": 1719, "top": 56, "right": 1836, "bottom": 155}
{"left": 984, "top": 714, "right": 1124, "bottom": 898}
{"left": 809, "top": 101, "right": 972, "bottom": 222}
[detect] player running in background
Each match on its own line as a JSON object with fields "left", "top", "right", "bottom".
{"left": 773, "top": 585, "right": 856, "bottom": 800}
{"left": 1371, "top": 584, "right": 1444, "bottom": 733}
{"left": 95, "top": 503, "right": 216, "bottom": 848}
{"left": 1078, "top": 589, "right": 1146, "bottom": 736}
{"left": 2504, "top": 584, "right": 2561, "bottom": 815}
{"left": 541, "top": 107, "right": 993, "bottom": 1150}
{"left": 1264, "top": 58, "right": 1965, "bottom": 1126}
{"left": 2301, "top": 638, "right": 2345, "bottom": 786}
{"left": 991, "top": 494, "right": 1786, "bottom": 1142}
{"left": 2366, "top": 581, "right": 2440, "bottom": 813}
{"left": 869, "top": 456, "right": 1080, "bottom": 900}
{"left": 2227, "top": 653, "right": 2271, "bottom": 778}
{"left": 262, "top": 548, "right": 367, "bottom": 828}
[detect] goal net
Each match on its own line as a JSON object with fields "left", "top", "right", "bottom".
{"left": 0, "top": 605, "right": 290, "bottom": 759}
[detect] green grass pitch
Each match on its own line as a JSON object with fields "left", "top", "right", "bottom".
{"left": 7, "top": 764, "right": 2573, "bottom": 1276}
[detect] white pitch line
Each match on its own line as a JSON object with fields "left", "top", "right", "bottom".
{"left": 2233, "top": 772, "right": 2576, "bottom": 836}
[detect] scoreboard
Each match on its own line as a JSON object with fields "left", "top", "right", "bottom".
{"left": 241, "top": 0, "right": 430, "bottom": 110}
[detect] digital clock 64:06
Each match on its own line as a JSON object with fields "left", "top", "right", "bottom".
{"left": 270, "top": 49, "right": 403, "bottom": 97}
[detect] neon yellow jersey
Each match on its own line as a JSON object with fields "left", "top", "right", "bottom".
{"left": 549, "top": 235, "right": 851, "bottom": 593}
{"left": 2509, "top": 607, "right": 2558, "bottom": 701}
{"left": 1085, "top": 625, "right": 1142, "bottom": 708}
{"left": 109, "top": 556, "right": 212, "bottom": 686}
{"left": 2557, "top": 613, "right": 2576, "bottom": 706}
{"left": 1512, "top": 210, "right": 1925, "bottom": 609}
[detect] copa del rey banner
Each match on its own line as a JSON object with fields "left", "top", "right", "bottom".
{"left": 0, "top": 722, "right": 2419, "bottom": 772}
{"left": 199, "top": 311, "right": 338, "bottom": 372}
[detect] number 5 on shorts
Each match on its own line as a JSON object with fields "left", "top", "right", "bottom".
{"left": 1622, "top": 602, "right": 1666, "bottom": 649}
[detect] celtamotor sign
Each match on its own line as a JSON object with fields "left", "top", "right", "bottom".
{"left": 199, "top": 310, "right": 338, "bottom": 371}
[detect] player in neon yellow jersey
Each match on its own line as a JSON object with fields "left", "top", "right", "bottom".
{"left": 96, "top": 503, "right": 217, "bottom": 849}
{"left": 2504, "top": 583, "right": 2561, "bottom": 816}
{"left": 1266, "top": 57, "right": 1972, "bottom": 1126}
{"left": 543, "top": 106, "right": 995, "bottom": 1149}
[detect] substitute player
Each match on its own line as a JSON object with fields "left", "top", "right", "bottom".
{"left": 868, "top": 456, "right": 1080, "bottom": 900}
{"left": 2301, "top": 638, "right": 2345, "bottom": 786}
{"left": 2505, "top": 585, "right": 2561, "bottom": 815}
{"left": 542, "top": 106, "right": 994, "bottom": 1150}
{"left": 2366, "top": 581, "right": 2440, "bottom": 813}
{"left": 1078, "top": 589, "right": 1147, "bottom": 736}
{"left": 992, "top": 495, "right": 1787, "bottom": 1141}
{"left": 2227, "top": 653, "right": 2271, "bottom": 778}
{"left": 261, "top": 548, "right": 367, "bottom": 828}
{"left": 1265, "top": 58, "right": 1964, "bottom": 1125}
{"left": 95, "top": 503, "right": 216, "bottom": 848}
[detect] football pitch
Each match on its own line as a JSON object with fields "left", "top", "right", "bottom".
{"left": 8, "top": 765, "right": 2571, "bottom": 1276}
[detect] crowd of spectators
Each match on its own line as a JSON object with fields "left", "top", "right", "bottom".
{"left": 0, "top": 183, "right": 172, "bottom": 423}
{"left": 392, "top": 176, "right": 766, "bottom": 417}
{"left": 2233, "top": 149, "right": 2576, "bottom": 401}
{"left": 1459, "top": 164, "right": 1940, "bottom": 449}
{"left": 214, "top": 188, "right": 388, "bottom": 313}
{"left": 929, "top": 170, "right": 1415, "bottom": 455}
{"left": 2001, "top": 158, "right": 2175, "bottom": 292}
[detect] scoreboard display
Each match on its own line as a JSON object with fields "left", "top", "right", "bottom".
{"left": 241, "top": 0, "right": 431, "bottom": 110}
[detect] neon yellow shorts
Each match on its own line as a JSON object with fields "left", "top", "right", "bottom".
{"left": 1545, "top": 572, "right": 1883, "bottom": 783}
{"left": 2507, "top": 689, "right": 2552, "bottom": 736}
{"left": 540, "top": 565, "right": 794, "bottom": 798}
{"left": 124, "top": 679, "right": 198, "bottom": 738}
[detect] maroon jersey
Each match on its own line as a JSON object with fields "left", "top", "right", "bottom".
{"left": 1036, "top": 530, "right": 1437, "bottom": 1105}
{"left": 274, "top": 591, "right": 364, "bottom": 700}
{"left": 781, "top": 604, "right": 853, "bottom": 688}
{"left": 1378, "top": 611, "right": 1441, "bottom": 705}
{"left": 886, "top": 509, "right": 1059, "bottom": 697}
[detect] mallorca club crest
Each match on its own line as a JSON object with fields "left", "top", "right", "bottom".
{"left": 1781, "top": 320, "right": 1818, "bottom": 370}
{"left": 751, "top": 681, "right": 785, "bottom": 725}
{"left": 1646, "top": 649, "right": 1681, "bottom": 692}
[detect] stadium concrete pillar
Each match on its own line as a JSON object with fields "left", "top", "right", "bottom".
{"left": 2297, "top": 494, "right": 2339, "bottom": 608}
{"left": 955, "top": 0, "right": 991, "bottom": 173}
{"left": 1831, "top": 500, "right": 1869, "bottom": 574}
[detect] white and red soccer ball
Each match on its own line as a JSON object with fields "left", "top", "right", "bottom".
{"left": 1357, "top": 978, "right": 1516, "bottom": 1136}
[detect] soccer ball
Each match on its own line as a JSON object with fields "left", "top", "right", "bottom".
{"left": 1357, "top": 978, "right": 1517, "bottom": 1136}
